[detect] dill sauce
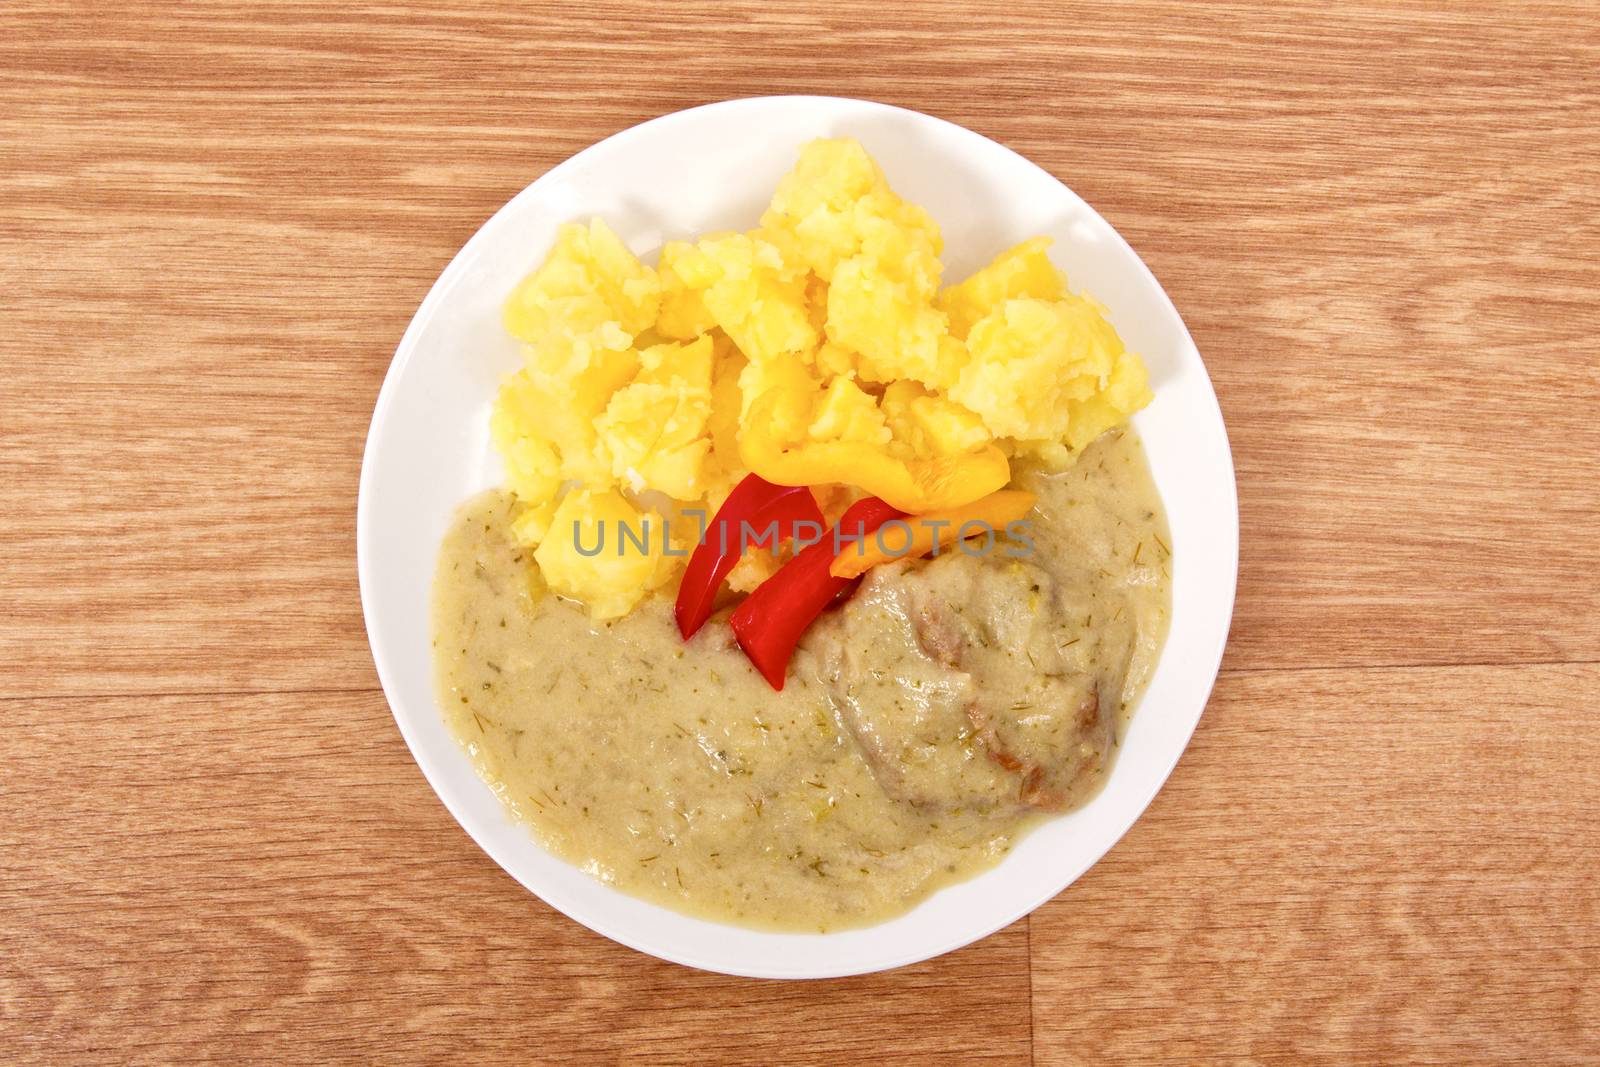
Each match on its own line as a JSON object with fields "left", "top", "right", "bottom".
{"left": 432, "top": 430, "right": 1170, "bottom": 932}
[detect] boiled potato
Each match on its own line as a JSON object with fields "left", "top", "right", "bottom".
{"left": 760, "top": 138, "right": 941, "bottom": 285}
{"left": 533, "top": 488, "right": 673, "bottom": 620}
{"left": 596, "top": 336, "right": 715, "bottom": 500}
{"left": 504, "top": 218, "right": 660, "bottom": 347}
{"left": 882, "top": 380, "right": 992, "bottom": 458}
{"left": 941, "top": 237, "right": 1064, "bottom": 340}
{"left": 807, "top": 377, "right": 892, "bottom": 447}
{"left": 951, "top": 294, "right": 1147, "bottom": 451}
{"left": 670, "top": 233, "right": 816, "bottom": 363}
{"left": 655, "top": 240, "right": 717, "bottom": 340}
{"left": 825, "top": 254, "right": 950, "bottom": 387}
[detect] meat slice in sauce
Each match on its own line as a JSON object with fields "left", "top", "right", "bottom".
{"left": 804, "top": 551, "right": 1134, "bottom": 816}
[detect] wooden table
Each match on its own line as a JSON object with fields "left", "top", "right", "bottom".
{"left": 5, "top": 3, "right": 1597, "bottom": 1062}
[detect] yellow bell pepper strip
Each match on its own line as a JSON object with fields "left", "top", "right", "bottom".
{"left": 739, "top": 390, "right": 1011, "bottom": 513}
{"left": 829, "top": 489, "right": 1038, "bottom": 579}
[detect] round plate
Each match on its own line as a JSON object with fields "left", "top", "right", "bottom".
{"left": 358, "top": 96, "right": 1238, "bottom": 979}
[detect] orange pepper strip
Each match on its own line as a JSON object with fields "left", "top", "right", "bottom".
{"left": 739, "top": 390, "right": 1011, "bottom": 513}
{"left": 829, "top": 489, "right": 1038, "bottom": 579}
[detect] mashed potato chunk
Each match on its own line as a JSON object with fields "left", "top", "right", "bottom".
{"left": 759, "top": 139, "right": 950, "bottom": 387}
{"left": 882, "top": 380, "right": 993, "bottom": 458}
{"left": 941, "top": 237, "right": 1065, "bottom": 340}
{"left": 533, "top": 488, "right": 674, "bottom": 620}
{"left": 826, "top": 253, "right": 950, "bottom": 387}
{"left": 760, "top": 138, "right": 941, "bottom": 285}
{"left": 655, "top": 240, "right": 717, "bottom": 341}
{"left": 504, "top": 218, "right": 660, "bottom": 347}
{"left": 596, "top": 335, "right": 715, "bottom": 500}
{"left": 490, "top": 372, "right": 564, "bottom": 546}
{"left": 952, "top": 295, "right": 1151, "bottom": 458}
{"left": 808, "top": 377, "right": 892, "bottom": 446}
{"left": 523, "top": 341, "right": 638, "bottom": 486}
{"left": 670, "top": 233, "right": 816, "bottom": 363}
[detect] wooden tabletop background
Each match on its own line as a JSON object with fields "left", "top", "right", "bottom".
{"left": 4, "top": 2, "right": 1598, "bottom": 1063}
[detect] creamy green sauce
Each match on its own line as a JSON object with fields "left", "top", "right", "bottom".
{"left": 432, "top": 430, "right": 1170, "bottom": 931}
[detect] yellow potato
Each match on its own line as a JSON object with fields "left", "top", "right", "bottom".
{"left": 1063, "top": 346, "right": 1153, "bottom": 451}
{"left": 941, "top": 237, "right": 1064, "bottom": 340}
{"left": 952, "top": 295, "right": 1143, "bottom": 446}
{"left": 737, "top": 347, "right": 821, "bottom": 436}
{"left": 508, "top": 499, "right": 560, "bottom": 548}
{"left": 882, "top": 380, "right": 992, "bottom": 458}
{"left": 807, "top": 377, "right": 891, "bottom": 446}
{"left": 671, "top": 233, "right": 816, "bottom": 363}
{"left": 655, "top": 240, "right": 717, "bottom": 340}
{"left": 702, "top": 335, "right": 750, "bottom": 505}
{"left": 491, "top": 371, "right": 563, "bottom": 508}
{"left": 825, "top": 254, "right": 949, "bottom": 387}
{"left": 489, "top": 371, "right": 565, "bottom": 548}
{"left": 503, "top": 218, "right": 660, "bottom": 346}
{"left": 533, "top": 488, "right": 673, "bottom": 620}
{"left": 523, "top": 341, "right": 639, "bottom": 486}
{"left": 761, "top": 140, "right": 950, "bottom": 388}
{"left": 724, "top": 544, "right": 779, "bottom": 594}
{"left": 760, "top": 138, "right": 941, "bottom": 284}
{"left": 808, "top": 340, "right": 858, "bottom": 380}
{"left": 596, "top": 336, "right": 715, "bottom": 500}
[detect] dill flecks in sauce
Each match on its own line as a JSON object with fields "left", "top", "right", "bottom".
{"left": 433, "top": 429, "right": 1171, "bottom": 931}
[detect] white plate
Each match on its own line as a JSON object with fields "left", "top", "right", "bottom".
{"left": 358, "top": 96, "right": 1238, "bottom": 979}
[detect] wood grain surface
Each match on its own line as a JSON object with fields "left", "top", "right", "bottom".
{"left": 3, "top": 2, "right": 1597, "bottom": 1063}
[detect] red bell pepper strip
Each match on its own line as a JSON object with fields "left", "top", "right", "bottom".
{"left": 674, "top": 474, "right": 824, "bottom": 639}
{"left": 730, "top": 496, "right": 905, "bottom": 691}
